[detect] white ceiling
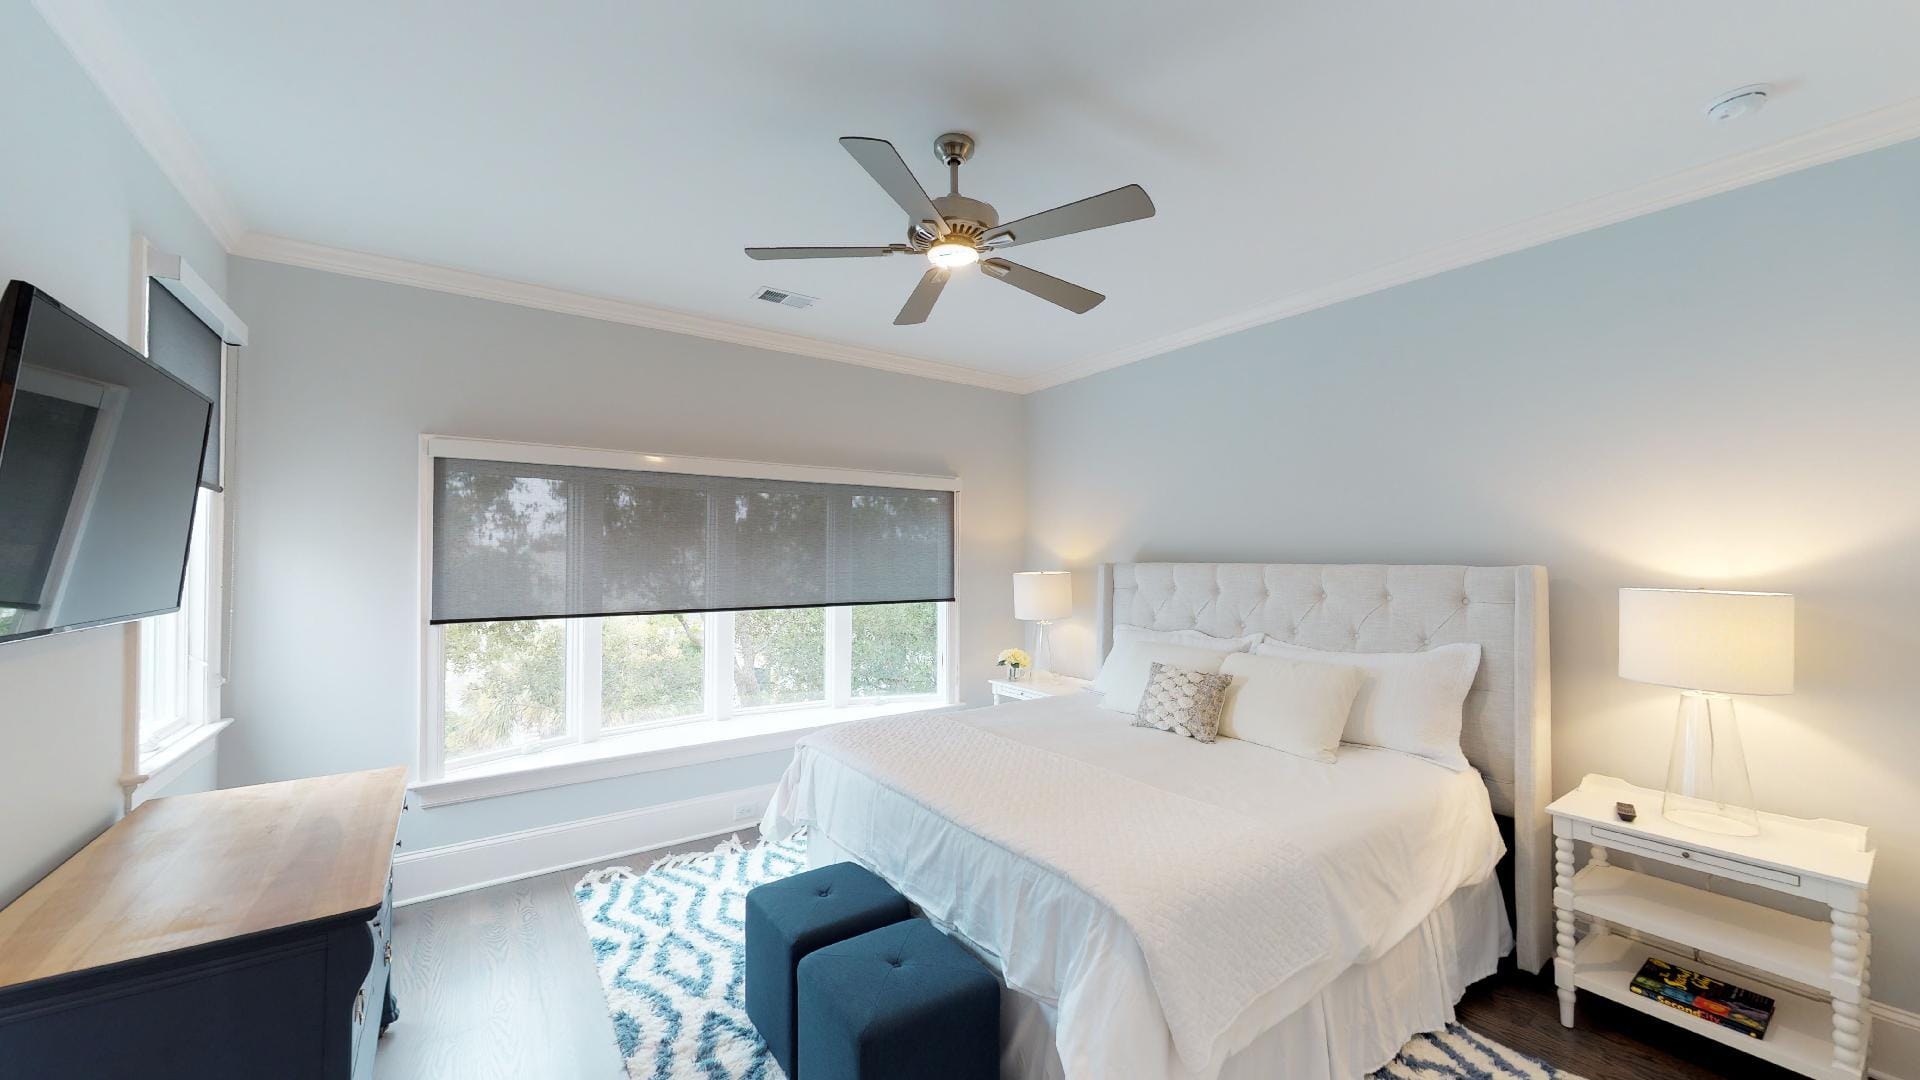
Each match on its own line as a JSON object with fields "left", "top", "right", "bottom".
{"left": 65, "top": 1, "right": 1920, "bottom": 389}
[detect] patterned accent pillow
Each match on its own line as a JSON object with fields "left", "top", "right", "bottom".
{"left": 1132, "top": 661, "right": 1233, "bottom": 743}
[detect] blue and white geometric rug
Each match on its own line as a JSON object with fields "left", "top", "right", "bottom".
{"left": 575, "top": 834, "right": 1579, "bottom": 1080}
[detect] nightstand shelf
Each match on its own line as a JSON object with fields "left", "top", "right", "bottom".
{"left": 1572, "top": 931, "right": 1837, "bottom": 1079}
{"left": 1570, "top": 864, "right": 1840, "bottom": 992}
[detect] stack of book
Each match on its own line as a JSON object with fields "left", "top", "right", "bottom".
{"left": 1629, "top": 957, "right": 1776, "bottom": 1040}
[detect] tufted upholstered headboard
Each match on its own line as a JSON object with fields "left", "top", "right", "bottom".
{"left": 1095, "top": 562, "right": 1553, "bottom": 974}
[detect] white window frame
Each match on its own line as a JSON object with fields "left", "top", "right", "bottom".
{"left": 416, "top": 436, "right": 961, "bottom": 790}
{"left": 123, "top": 240, "right": 246, "bottom": 806}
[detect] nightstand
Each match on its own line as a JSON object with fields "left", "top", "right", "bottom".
{"left": 989, "top": 671, "right": 1091, "bottom": 705}
{"left": 1547, "top": 775, "right": 1874, "bottom": 1080}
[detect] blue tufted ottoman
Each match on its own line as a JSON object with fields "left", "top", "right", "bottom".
{"left": 796, "top": 918, "right": 1000, "bottom": 1080}
{"left": 744, "top": 862, "right": 912, "bottom": 1078}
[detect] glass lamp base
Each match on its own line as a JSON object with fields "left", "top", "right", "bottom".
{"left": 1661, "top": 690, "right": 1760, "bottom": 836}
{"left": 1033, "top": 620, "right": 1055, "bottom": 674}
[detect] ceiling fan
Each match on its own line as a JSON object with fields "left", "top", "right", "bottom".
{"left": 746, "top": 133, "right": 1155, "bottom": 325}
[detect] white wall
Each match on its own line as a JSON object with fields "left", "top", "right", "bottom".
{"left": 0, "top": 0, "right": 229, "bottom": 906}
{"left": 220, "top": 258, "right": 1027, "bottom": 849}
{"left": 1027, "top": 138, "right": 1920, "bottom": 1036}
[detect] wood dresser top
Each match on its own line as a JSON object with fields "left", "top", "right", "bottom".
{"left": 0, "top": 767, "right": 406, "bottom": 991}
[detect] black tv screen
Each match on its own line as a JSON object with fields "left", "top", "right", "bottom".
{"left": 0, "top": 281, "right": 211, "bottom": 644}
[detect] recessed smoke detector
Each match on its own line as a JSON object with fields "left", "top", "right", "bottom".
{"left": 752, "top": 286, "right": 819, "bottom": 310}
{"left": 1706, "top": 84, "right": 1771, "bottom": 123}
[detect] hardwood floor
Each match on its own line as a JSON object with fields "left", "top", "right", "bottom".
{"left": 377, "top": 841, "right": 1789, "bottom": 1080}
{"left": 377, "top": 832, "right": 755, "bottom": 1080}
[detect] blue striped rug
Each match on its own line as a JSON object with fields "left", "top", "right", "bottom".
{"left": 575, "top": 835, "right": 1579, "bottom": 1080}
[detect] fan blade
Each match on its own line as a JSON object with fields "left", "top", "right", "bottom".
{"left": 840, "top": 137, "right": 948, "bottom": 234}
{"left": 894, "top": 267, "right": 950, "bottom": 325}
{"left": 981, "top": 184, "right": 1154, "bottom": 249}
{"left": 744, "top": 246, "right": 897, "bottom": 260}
{"left": 981, "top": 259, "right": 1104, "bottom": 314}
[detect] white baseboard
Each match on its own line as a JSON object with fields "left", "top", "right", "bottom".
{"left": 393, "top": 783, "right": 775, "bottom": 906}
{"left": 1871, "top": 1001, "right": 1920, "bottom": 1080}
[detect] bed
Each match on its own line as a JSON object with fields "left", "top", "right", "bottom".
{"left": 763, "top": 561, "right": 1551, "bottom": 1079}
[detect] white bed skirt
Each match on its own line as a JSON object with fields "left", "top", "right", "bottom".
{"left": 809, "top": 831, "right": 1512, "bottom": 1080}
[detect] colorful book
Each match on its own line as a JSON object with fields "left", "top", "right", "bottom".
{"left": 1628, "top": 957, "right": 1776, "bottom": 1040}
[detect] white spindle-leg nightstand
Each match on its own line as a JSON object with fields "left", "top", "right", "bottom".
{"left": 1548, "top": 775, "right": 1874, "bottom": 1080}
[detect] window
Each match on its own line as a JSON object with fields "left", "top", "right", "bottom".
{"left": 139, "top": 486, "right": 219, "bottom": 755}
{"left": 435, "top": 601, "right": 949, "bottom": 767}
{"left": 421, "top": 437, "right": 959, "bottom": 782}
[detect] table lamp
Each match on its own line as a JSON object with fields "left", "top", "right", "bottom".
{"left": 1013, "top": 571, "right": 1072, "bottom": 673}
{"left": 1618, "top": 587, "right": 1794, "bottom": 836}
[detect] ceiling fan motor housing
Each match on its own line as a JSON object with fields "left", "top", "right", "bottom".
{"left": 926, "top": 195, "right": 998, "bottom": 238}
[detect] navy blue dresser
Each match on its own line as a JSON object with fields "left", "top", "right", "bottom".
{"left": 0, "top": 768, "right": 407, "bottom": 1079}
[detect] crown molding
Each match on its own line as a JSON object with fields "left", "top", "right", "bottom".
{"left": 1021, "top": 97, "right": 1920, "bottom": 393}
{"left": 31, "top": 0, "right": 247, "bottom": 250}
{"left": 232, "top": 234, "right": 1027, "bottom": 393}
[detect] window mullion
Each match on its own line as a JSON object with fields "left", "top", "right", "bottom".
{"left": 827, "top": 606, "right": 851, "bottom": 707}
{"left": 572, "top": 617, "right": 603, "bottom": 743}
{"left": 937, "top": 601, "right": 955, "bottom": 703}
{"left": 709, "top": 611, "right": 734, "bottom": 721}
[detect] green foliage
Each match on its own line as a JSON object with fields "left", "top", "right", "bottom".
{"left": 602, "top": 614, "right": 705, "bottom": 726}
{"left": 852, "top": 602, "right": 937, "bottom": 696}
{"left": 442, "top": 618, "right": 565, "bottom": 759}
{"left": 442, "top": 602, "right": 941, "bottom": 759}
{"left": 733, "top": 607, "right": 825, "bottom": 707}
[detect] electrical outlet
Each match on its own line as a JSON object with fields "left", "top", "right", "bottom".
{"left": 733, "top": 800, "right": 761, "bottom": 822}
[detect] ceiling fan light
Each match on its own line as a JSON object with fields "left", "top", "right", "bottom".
{"left": 926, "top": 241, "right": 979, "bottom": 268}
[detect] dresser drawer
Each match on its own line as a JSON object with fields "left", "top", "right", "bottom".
{"left": 1588, "top": 825, "right": 1802, "bottom": 888}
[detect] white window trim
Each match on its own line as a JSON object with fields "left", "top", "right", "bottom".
{"left": 122, "top": 240, "right": 240, "bottom": 808}
{"left": 415, "top": 435, "right": 962, "bottom": 799}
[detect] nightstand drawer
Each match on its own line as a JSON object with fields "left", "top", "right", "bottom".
{"left": 1589, "top": 825, "right": 1801, "bottom": 888}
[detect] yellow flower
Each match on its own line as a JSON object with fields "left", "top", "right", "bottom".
{"left": 996, "top": 648, "right": 1032, "bottom": 669}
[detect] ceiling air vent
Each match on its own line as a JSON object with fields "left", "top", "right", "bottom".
{"left": 753, "top": 286, "right": 819, "bottom": 310}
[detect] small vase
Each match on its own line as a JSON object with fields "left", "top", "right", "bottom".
{"left": 1006, "top": 665, "right": 1024, "bottom": 682}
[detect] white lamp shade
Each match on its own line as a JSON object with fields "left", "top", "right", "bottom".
{"left": 1618, "top": 588, "right": 1794, "bottom": 695}
{"left": 1013, "top": 571, "right": 1073, "bottom": 622}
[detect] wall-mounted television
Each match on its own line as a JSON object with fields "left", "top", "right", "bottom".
{"left": 0, "top": 281, "right": 211, "bottom": 645}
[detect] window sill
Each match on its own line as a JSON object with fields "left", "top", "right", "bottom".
{"left": 122, "top": 718, "right": 232, "bottom": 807}
{"left": 410, "top": 698, "right": 959, "bottom": 808}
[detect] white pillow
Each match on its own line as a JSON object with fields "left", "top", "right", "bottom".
{"left": 1091, "top": 641, "right": 1231, "bottom": 715}
{"left": 1112, "top": 625, "right": 1262, "bottom": 654}
{"left": 1217, "top": 653, "right": 1365, "bottom": 763}
{"left": 1252, "top": 639, "right": 1481, "bottom": 770}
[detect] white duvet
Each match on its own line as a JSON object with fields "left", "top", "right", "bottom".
{"left": 762, "top": 693, "right": 1506, "bottom": 1080}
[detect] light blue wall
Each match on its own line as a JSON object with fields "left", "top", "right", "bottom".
{"left": 0, "top": 0, "right": 229, "bottom": 906}
{"left": 221, "top": 258, "right": 1028, "bottom": 849}
{"left": 1027, "top": 138, "right": 1920, "bottom": 1010}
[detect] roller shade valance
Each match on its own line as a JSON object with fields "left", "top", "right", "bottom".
{"left": 146, "top": 281, "right": 222, "bottom": 490}
{"left": 431, "top": 456, "right": 955, "bottom": 624}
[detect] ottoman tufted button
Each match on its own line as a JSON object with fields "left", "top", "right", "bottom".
{"left": 817, "top": 887, "right": 832, "bottom": 897}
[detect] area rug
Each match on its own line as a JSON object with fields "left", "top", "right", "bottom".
{"left": 575, "top": 833, "right": 1579, "bottom": 1080}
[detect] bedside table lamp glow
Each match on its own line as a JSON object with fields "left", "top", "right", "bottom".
{"left": 1013, "top": 571, "right": 1072, "bottom": 673}
{"left": 1618, "top": 587, "right": 1794, "bottom": 837}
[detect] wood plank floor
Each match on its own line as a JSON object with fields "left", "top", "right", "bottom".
{"left": 378, "top": 841, "right": 1797, "bottom": 1080}
{"left": 377, "top": 833, "right": 752, "bottom": 1080}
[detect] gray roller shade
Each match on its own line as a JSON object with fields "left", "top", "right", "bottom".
{"left": 431, "top": 457, "right": 954, "bottom": 624}
{"left": 146, "top": 281, "right": 221, "bottom": 489}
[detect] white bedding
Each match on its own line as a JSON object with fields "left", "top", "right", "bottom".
{"left": 761, "top": 693, "right": 1508, "bottom": 1080}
